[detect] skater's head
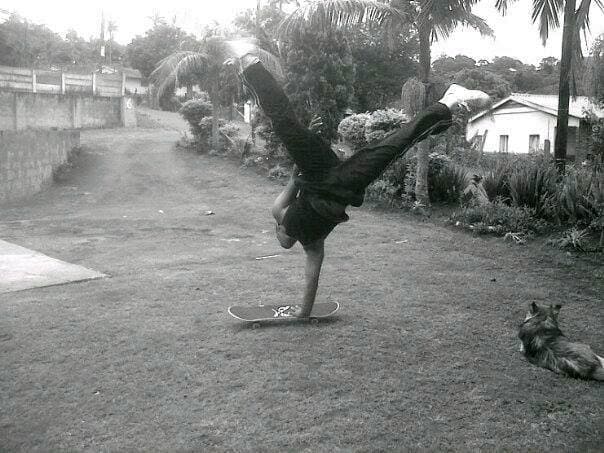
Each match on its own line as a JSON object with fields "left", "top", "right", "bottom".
{"left": 275, "top": 223, "right": 296, "bottom": 249}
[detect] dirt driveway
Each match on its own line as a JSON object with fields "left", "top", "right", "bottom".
{"left": 1, "top": 109, "right": 602, "bottom": 451}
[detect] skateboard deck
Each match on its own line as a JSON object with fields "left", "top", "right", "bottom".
{"left": 228, "top": 301, "right": 339, "bottom": 325}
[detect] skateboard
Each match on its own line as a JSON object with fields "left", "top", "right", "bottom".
{"left": 228, "top": 301, "right": 339, "bottom": 328}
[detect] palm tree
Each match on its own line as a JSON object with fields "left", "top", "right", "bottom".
{"left": 151, "top": 37, "right": 282, "bottom": 151}
{"left": 277, "top": 0, "right": 493, "bottom": 206}
{"left": 496, "top": 0, "right": 604, "bottom": 173}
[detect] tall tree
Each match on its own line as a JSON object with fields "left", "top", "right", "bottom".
{"left": 125, "top": 19, "right": 199, "bottom": 79}
{"left": 496, "top": 0, "right": 604, "bottom": 172}
{"left": 277, "top": 0, "right": 493, "bottom": 206}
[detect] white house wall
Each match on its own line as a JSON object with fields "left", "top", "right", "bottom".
{"left": 467, "top": 105, "right": 580, "bottom": 154}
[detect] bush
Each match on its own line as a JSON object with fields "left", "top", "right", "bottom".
{"left": 431, "top": 161, "right": 471, "bottom": 203}
{"left": 558, "top": 166, "right": 603, "bottom": 226}
{"left": 364, "top": 109, "right": 409, "bottom": 144}
{"left": 508, "top": 156, "right": 559, "bottom": 220}
{"left": 450, "top": 198, "right": 550, "bottom": 236}
{"left": 482, "top": 159, "right": 512, "bottom": 202}
{"left": 179, "top": 98, "right": 213, "bottom": 143}
{"left": 337, "top": 109, "right": 409, "bottom": 150}
{"left": 338, "top": 113, "right": 370, "bottom": 149}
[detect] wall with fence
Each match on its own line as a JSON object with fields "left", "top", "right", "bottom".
{"left": 0, "top": 129, "right": 80, "bottom": 204}
{"left": 0, "top": 65, "right": 125, "bottom": 97}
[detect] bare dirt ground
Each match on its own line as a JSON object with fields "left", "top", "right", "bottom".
{"left": 1, "top": 108, "right": 602, "bottom": 452}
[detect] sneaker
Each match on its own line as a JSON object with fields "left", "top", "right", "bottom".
{"left": 440, "top": 84, "right": 491, "bottom": 111}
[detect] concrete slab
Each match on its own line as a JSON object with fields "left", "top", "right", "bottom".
{"left": 0, "top": 240, "right": 106, "bottom": 294}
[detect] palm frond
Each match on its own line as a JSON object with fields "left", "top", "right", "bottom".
{"left": 151, "top": 51, "right": 210, "bottom": 97}
{"left": 494, "top": 0, "right": 520, "bottom": 15}
{"left": 276, "top": 0, "right": 408, "bottom": 40}
{"left": 531, "top": 0, "right": 564, "bottom": 45}
{"left": 432, "top": 12, "right": 494, "bottom": 41}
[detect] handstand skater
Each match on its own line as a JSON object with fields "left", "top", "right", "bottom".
{"left": 228, "top": 55, "right": 490, "bottom": 318}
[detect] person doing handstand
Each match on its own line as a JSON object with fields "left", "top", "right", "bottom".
{"left": 229, "top": 56, "right": 490, "bottom": 318}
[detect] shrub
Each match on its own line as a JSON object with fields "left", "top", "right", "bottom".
{"left": 365, "top": 179, "right": 404, "bottom": 206}
{"left": 508, "top": 156, "right": 558, "bottom": 220}
{"left": 558, "top": 166, "right": 603, "bottom": 226}
{"left": 450, "top": 198, "right": 550, "bottom": 236}
{"left": 179, "top": 97, "right": 213, "bottom": 141}
{"left": 338, "top": 113, "right": 370, "bottom": 149}
{"left": 364, "top": 109, "right": 409, "bottom": 144}
{"left": 337, "top": 109, "right": 408, "bottom": 150}
{"left": 431, "top": 161, "right": 471, "bottom": 203}
{"left": 482, "top": 159, "right": 512, "bottom": 201}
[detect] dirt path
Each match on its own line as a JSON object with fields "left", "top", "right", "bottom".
{"left": 1, "top": 111, "right": 602, "bottom": 451}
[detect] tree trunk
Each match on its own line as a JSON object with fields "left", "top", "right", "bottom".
{"left": 554, "top": 0, "right": 576, "bottom": 174}
{"left": 211, "top": 89, "right": 221, "bottom": 151}
{"left": 414, "top": 23, "right": 432, "bottom": 206}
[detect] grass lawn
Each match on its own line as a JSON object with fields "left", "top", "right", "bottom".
{"left": 0, "top": 117, "right": 602, "bottom": 451}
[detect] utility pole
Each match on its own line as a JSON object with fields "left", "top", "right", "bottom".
{"left": 100, "top": 10, "right": 106, "bottom": 68}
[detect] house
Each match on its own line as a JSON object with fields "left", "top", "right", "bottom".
{"left": 466, "top": 94, "right": 604, "bottom": 161}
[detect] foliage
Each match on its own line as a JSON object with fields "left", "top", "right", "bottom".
{"left": 280, "top": 29, "right": 355, "bottom": 140}
{"left": 452, "top": 68, "right": 512, "bottom": 100}
{"left": 430, "top": 161, "right": 471, "bottom": 203}
{"left": 347, "top": 24, "right": 418, "bottom": 111}
{"left": 508, "top": 156, "right": 559, "bottom": 220}
{"left": 547, "top": 228, "right": 590, "bottom": 251}
{"left": 450, "top": 198, "right": 550, "bottom": 236}
{"left": 585, "top": 34, "right": 604, "bottom": 103}
{"left": 338, "top": 113, "right": 371, "bottom": 149}
{"left": 0, "top": 14, "right": 123, "bottom": 70}
{"left": 558, "top": 166, "right": 603, "bottom": 226}
{"left": 365, "top": 109, "right": 409, "bottom": 143}
{"left": 179, "top": 97, "right": 213, "bottom": 139}
{"left": 125, "top": 19, "right": 199, "bottom": 79}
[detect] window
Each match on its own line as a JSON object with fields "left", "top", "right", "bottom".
{"left": 529, "top": 135, "right": 540, "bottom": 153}
{"left": 499, "top": 135, "right": 509, "bottom": 153}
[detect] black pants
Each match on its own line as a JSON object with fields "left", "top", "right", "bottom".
{"left": 242, "top": 62, "right": 452, "bottom": 194}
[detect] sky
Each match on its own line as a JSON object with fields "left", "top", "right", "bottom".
{"left": 1, "top": 0, "right": 603, "bottom": 65}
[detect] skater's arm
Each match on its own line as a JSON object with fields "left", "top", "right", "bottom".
{"left": 271, "top": 164, "right": 299, "bottom": 223}
{"left": 298, "top": 239, "right": 325, "bottom": 317}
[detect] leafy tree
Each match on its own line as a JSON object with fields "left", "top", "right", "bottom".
{"left": 586, "top": 34, "right": 604, "bottom": 103}
{"left": 453, "top": 68, "right": 512, "bottom": 100}
{"left": 432, "top": 54, "right": 477, "bottom": 77}
{"left": 0, "top": 14, "right": 71, "bottom": 68}
{"left": 280, "top": 28, "right": 356, "bottom": 139}
{"left": 125, "top": 18, "right": 200, "bottom": 79}
{"left": 348, "top": 24, "right": 418, "bottom": 111}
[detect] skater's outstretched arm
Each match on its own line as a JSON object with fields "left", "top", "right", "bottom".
{"left": 294, "top": 239, "right": 324, "bottom": 318}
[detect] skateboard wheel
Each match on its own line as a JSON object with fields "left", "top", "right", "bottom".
{"left": 252, "top": 322, "right": 261, "bottom": 329}
{"left": 310, "top": 318, "right": 319, "bottom": 325}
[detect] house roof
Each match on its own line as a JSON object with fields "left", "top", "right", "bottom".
{"left": 469, "top": 93, "right": 604, "bottom": 123}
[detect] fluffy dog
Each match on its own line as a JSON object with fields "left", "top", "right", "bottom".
{"left": 518, "top": 302, "right": 604, "bottom": 381}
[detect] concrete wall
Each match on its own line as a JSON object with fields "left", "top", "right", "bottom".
{"left": 467, "top": 104, "right": 580, "bottom": 155}
{"left": 0, "top": 91, "right": 136, "bottom": 131}
{"left": 0, "top": 129, "right": 80, "bottom": 204}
